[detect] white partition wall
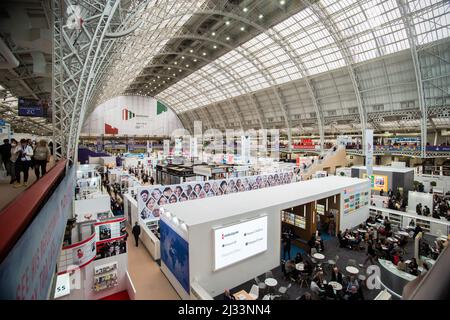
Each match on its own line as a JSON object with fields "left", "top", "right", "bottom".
{"left": 162, "top": 176, "right": 370, "bottom": 298}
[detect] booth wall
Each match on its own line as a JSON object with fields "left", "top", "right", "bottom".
{"left": 188, "top": 209, "right": 281, "bottom": 298}
{"left": 126, "top": 271, "right": 137, "bottom": 300}
{"left": 413, "top": 174, "right": 450, "bottom": 193}
{"left": 74, "top": 195, "right": 111, "bottom": 217}
{"left": 339, "top": 205, "right": 370, "bottom": 232}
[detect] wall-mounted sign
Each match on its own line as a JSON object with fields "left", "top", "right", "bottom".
{"left": 213, "top": 216, "right": 268, "bottom": 271}
{"left": 54, "top": 273, "right": 70, "bottom": 299}
{"left": 58, "top": 233, "right": 97, "bottom": 274}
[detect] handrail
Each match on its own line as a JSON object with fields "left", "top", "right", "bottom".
{"left": 0, "top": 159, "right": 68, "bottom": 262}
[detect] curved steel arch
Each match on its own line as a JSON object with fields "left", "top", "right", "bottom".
{"left": 305, "top": 0, "right": 367, "bottom": 154}
{"left": 396, "top": 0, "right": 427, "bottom": 158}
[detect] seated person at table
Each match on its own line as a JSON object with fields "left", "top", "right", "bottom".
{"left": 375, "top": 213, "right": 383, "bottom": 221}
{"left": 294, "top": 252, "right": 303, "bottom": 264}
{"left": 312, "top": 271, "right": 326, "bottom": 289}
{"left": 337, "top": 230, "right": 347, "bottom": 248}
{"left": 345, "top": 285, "right": 363, "bottom": 301}
{"left": 316, "top": 231, "right": 325, "bottom": 252}
{"left": 297, "top": 292, "right": 312, "bottom": 300}
{"left": 307, "top": 235, "right": 316, "bottom": 254}
{"left": 366, "top": 216, "right": 375, "bottom": 225}
{"left": 392, "top": 252, "right": 401, "bottom": 265}
{"left": 285, "top": 260, "right": 298, "bottom": 280}
{"left": 330, "top": 266, "right": 343, "bottom": 284}
{"left": 384, "top": 217, "right": 392, "bottom": 233}
{"left": 348, "top": 233, "right": 362, "bottom": 250}
{"left": 302, "top": 260, "right": 313, "bottom": 275}
{"left": 346, "top": 277, "right": 359, "bottom": 291}
{"left": 323, "top": 284, "right": 337, "bottom": 300}
{"left": 408, "top": 258, "right": 419, "bottom": 276}
{"left": 223, "top": 289, "right": 236, "bottom": 300}
{"left": 413, "top": 225, "right": 423, "bottom": 238}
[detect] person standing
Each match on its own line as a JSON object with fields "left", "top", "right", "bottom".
{"left": 0, "top": 139, "right": 11, "bottom": 176}
{"left": 150, "top": 176, "right": 155, "bottom": 185}
{"left": 13, "top": 139, "right": 33, "bottom": 187}
{"left": 132, "top": 222, "right": 141, "bottom": 247}
{"left": 33, "top": 140, "right": 51, "bottom": 179}
{"left": 9, "top": 139, "right": 18, "bottom": 184}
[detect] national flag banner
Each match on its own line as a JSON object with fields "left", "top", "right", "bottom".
{"left": 104, "top": 123, "right": 118, "bottom": 134}
{"left": 157, "top": 101, "right": 168, "bottom": 115}
{"left": 122, "top": 108, "right": 135, "bottom": 120}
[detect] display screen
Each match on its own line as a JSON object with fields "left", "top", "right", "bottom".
{"left": 214, "top": 216, "right": 268, "bottom": 271}
{"left": 363, "top": 174, "right": 388, "bottom": 192}
{"left": 18, "top": 97, "right": 47, "bottom": 117}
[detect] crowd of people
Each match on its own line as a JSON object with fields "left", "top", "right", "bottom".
{"left": 0, "top": 138, "right": 52, "bottom": 187}
{"left": 128, "top": 166, "right": 154, "bottom": 185}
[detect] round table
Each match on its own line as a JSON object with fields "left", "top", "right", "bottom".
{"left": 345, "top": 235, "right": 355, "bottom": 241}
{"left": 312, "top": 253, "right": 325, "bottom": 260}
{"left": 295, "top": 263, "right": 304, "bottom": 271}
{"left": 265, "top": 278, "right": 278, "bottom": 287}
{"left": 328, "top": 281, "right": 343, "bottom": 291}
{"left": 387, "top": 237, "right": 398, "bottom": 243}
{"left": 357, "top": 229, "right": 367, "bottom": 233}
{"left": 346, "top": 266, "right": 359, "bottom": 275}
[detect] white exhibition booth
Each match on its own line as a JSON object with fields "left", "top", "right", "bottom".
{"left": 161, "top": 176, "right": 370, "bottom": 299}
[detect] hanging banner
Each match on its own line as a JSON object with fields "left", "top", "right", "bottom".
{"left": 163, "top": 139, "right": 170, "bottom": 157}
{"left": 365, "top": 129, "right": 374, "bottom": 176}
{"left": 57, "top": 233, "right": 97, "bottom": 274}
{"left": 174, "top": 138, "right": 183, "bottom": 156}
{"left": 190, "top": 137, "right": 198, "bottom": 158}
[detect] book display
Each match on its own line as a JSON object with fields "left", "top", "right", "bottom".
{"left": 93, "top": 262, "right": 118, "bottom": 292}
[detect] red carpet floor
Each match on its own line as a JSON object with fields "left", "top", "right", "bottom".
{"left": 100, "top": 290, "right": 130, "bottom": 300}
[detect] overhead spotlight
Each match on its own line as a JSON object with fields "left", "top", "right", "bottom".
{"left": 213, "top": 45, "right": 217, "bottom": 49}
{"left": 259, "top": 14, "right": 264, "bottom": 19}
{"left": 172, "top": 73, "right": 176, "bottom": 76}
{"left": 168, "top": 67, "right": 171, "bottom": 70}
{"left": 202, "top": 52, "right": 206, "bottom": 56}
{"left": 243, "top": 8, "right": 248, "bottom": 12}
{"left": 240, "top": 26, "right": 245, "bottom": 31}
{"left": 167, "top": 77, "right": 170, "bottom": 80}
{"left": 186, "top": 64, "right": 189, "bottom": 67}
{"left": 174, "top": 61, "right": 177, "bottom": 65}
{"left": 225, "top": 21, "right": 230, "bottom": 25}
{"left": 163, "top": 81, "right": 165, "bottom": 83}
{"left": 211, "top": 32, "right": 216, "bottom": 36}
{"left": 157, "top": 76, "right": 160, "bottom": 78}
{"left": 280, "top": 0, "right": 285, "bottom": 5}
{"left": 178, "top": 69, "right": 182, "bottom": 72}
{"left": 181, "top": 56, "right": 185, "bottom": 59}
{"left": 189, "top": 49, "right": 193, "bottom": 53}
{"left": 193, "top": 59, "right": 197, "bottom": 62}
{"left": 153, "top": 79, "right": 156, "bottom": 82}
{"left": 226, "top": 36, "right": 230, "bottom": 41}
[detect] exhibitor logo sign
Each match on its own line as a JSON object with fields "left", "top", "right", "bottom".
{"left": 122, "top": 107, "right": 148, "bottom": 120}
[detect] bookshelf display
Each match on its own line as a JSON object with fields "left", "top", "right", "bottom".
{"left": 93, "top": 262, "right": 118, "bottom": 292}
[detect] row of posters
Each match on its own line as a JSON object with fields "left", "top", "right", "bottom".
{"left": 137, "top": 171, "right": 296, "bottom": 222}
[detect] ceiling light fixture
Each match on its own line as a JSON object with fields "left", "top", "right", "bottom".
{"left": 243, "top": 8, "right": 248, "bottom": 12}
{"left": 211, "top": 32, "right": 216, "bottom": 36}
{"left": 189, "top": 49, "right": 193, "bottom": 53}
{"left": 240, "top": 26, "right": 245, "bottom": 31}
{"left": 193, "top": 59, "right": 197, "bottom": 62}
{"left": 181, "top": 56, "right": 185, "bottom": 59}
{"left": 280, "top": 0, "right": 285, "bottom": 5}
{"left": 168, "top": 67, "right": 171, "bottom": 70}
{"left": 186, "top": 64, "right": 189, "bottom": 67}
{"left": 174, "top": 61, "right": 177, "bottom": 65}
{"left": 225, "top": 21, "right": 230, "bottom": 25}
{"left": 259, "top": 14, "right": 264, "bottom": 19}
{"left": 226, "top": 36, "right": 230, "bottom": 41}
{"left": 213, "top": 45, "right": 217, "bottom": 49}
{"left": 202, "top": 52, "right": 206, "bottom": 56}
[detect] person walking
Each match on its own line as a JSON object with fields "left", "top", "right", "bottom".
{"left": 132, "top": 222, "right": 141, "bottom": 247}
{"left": 33, "top": 140, "right": 51, "bottom": 179}
{"left": 13, "top": 139, "right": 33, "bottom": 187}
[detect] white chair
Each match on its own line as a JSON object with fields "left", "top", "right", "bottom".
{"left": 249, "top": 284, "right": 259, "bottom": 300}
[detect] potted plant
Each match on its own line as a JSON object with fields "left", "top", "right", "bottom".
{"left": 430, "top": 181, "right": 437, "bottom": 187}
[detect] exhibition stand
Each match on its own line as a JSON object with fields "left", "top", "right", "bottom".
{"left": 369, "top": 206, "right": 450, "bottom": 237}
{"left": 160, "top": 176, "right": 370, "bottom": 299}
{"left": 351, "top": 165, "right": 414, "bottom": 195}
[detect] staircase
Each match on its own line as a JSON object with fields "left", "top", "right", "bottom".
{"left": 300, "top": 145, "right": 348, "bottom": 180}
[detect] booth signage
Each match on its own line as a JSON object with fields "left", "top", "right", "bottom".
{"left": 213, "top": 216, "right": 268, "bottom": 270}
{"left": 365, "top": 129, "right": 374, "bottom": 176}
{"left": 57, "top": 233, "right": 97, "bottom": 274}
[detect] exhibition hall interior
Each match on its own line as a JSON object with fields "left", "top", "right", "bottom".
{"left": 1, "top": 0, "right": 450, "bottom": 303}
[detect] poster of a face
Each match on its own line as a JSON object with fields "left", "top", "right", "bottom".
{"left": 136, "top": 170, "right": 296, "bottom": 220}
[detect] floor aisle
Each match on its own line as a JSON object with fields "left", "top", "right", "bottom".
{"left": 125, "top": 227, "right": 180, "bottom": 300}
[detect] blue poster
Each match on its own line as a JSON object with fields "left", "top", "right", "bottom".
{"left": 160, "top": 220, "right": 189, "bottom": 293}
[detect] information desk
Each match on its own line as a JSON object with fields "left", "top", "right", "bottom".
{"left": 378, "top": 259, "right": 416, "bottom": 297}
